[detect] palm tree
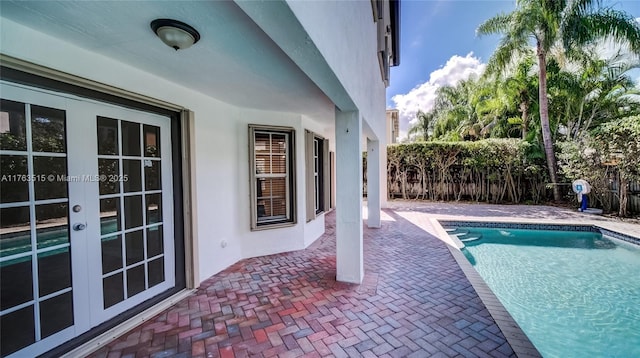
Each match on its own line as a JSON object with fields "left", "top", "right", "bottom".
{"left": 566, "top": 52, "right": 640, "bottom": 138}
{"left": 432, "top": 77, "right": 481, "bottom": 140}
{"left": 478, "top": 0, "right": 640, "bottom": 201}
{"left": 539, "top": 49, "right": 640, "bottom": 141}
{"left": 497, "top": 55, "right": 539, "bottom": 140}
{"left": 408, "top": 110, "right": 436, "bottom": 141}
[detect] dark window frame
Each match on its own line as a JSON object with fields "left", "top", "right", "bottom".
{"left": 249, "top": 125, "right": 297, "bottom": 230}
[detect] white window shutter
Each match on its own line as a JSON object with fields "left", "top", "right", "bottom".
{"left": 305, "top": 130, "right": 315, "bottom": 222}
{"left": 323, "top": 138, "right": 330, "bottom": 211}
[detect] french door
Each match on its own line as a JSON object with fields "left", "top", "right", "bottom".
{"left": 0, "top": 82, "right": 175, "bottom": 357}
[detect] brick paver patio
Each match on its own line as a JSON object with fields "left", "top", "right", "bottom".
{"left": 88, "top": 209, "right": 516, "bottom": 358}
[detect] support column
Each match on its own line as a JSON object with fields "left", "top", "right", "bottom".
{"left": 335, "top": 109, "right": 363, "bottom": 283}
{"left": 381, "top": 139, "right": 389, "bottom": 209}
{"left": 367, "top": 138, "right": 381, "bottom": 228}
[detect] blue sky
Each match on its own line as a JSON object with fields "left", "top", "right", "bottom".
{"left": 388, "top": 0, "right": 640, "bottom": 137}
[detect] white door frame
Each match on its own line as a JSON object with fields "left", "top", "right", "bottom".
{"left": 1, "top": 81, "right": 176, "bottom": 357}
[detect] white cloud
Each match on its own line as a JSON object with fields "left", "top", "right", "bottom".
{"left": 391, "top": 53, "right": 486, "bottom": 138}
{"left": 398, "top": 129, "right": 408, "bottom": 142}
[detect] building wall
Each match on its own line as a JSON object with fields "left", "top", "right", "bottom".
{"left": 0, "top": 17, "right": 335, "bottom": 284}
{"left": 286, "top": 0, "right": 389, "bottom": 210}
{"left": 234, "top": 109, "right": 333, "bottom": 260}
{"left": 386, "top": 109, "right": 399, "bottom": 144}
{"left": 286, "top": 0, "right": 387, "bottom": 142}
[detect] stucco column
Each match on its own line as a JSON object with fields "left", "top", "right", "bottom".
{"left": 367, "top": 138, "right": 381, "bottom": 228}
{"left": 381, "top": 140, "right": 388, "bottom": 208}
{"left": 335, "top": 109, "right": 363, "bottom": 284}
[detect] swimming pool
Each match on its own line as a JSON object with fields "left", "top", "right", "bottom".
{"left": 445, "top": 224, "right": 640, "bottom": 358}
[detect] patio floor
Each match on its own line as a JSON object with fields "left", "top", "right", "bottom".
{"left": 87, "top": 204, "right": 523, "bottom": 358}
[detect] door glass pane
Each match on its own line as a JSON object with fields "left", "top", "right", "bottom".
{"left": 0, "top": 257, "right": 33, "bottom": 310}
{"left": 146, "top": 194, "right": 162, "bottom": 225}
{"left": 31, "top": 105, "right": 66, "bottom": 153}
{"left": 0, "top": 155, "right": 29, "bottom": 203}
{"left": 35, "top": 203, "right": 69, "bottom": 249}
{"left": 38, "top": 249, "right": 71, "bottom": 296}
{"left": 103, "top": 273, "right": 124, "bottom": 308}
{"left": 121, "top": 121, "right": 140, "bottom": 156}
{"left": 144, "top": 125, "right": 160, "bottom": 158}
{"left": 0, "top": 99, "right": 27, "bottom": 151}
{"left": 0, "top": 206, "right": 31, "bottom": 257}
{"left": 144, "top": 160, "right": 161, "bottom": 191}
{"left": 123, "top": 159, "right": 141, "bottom": 192}
{"left": 148, "top": 258, "right": 164, "bottom": 288}
{"left": 126, "top": 265, "right": 145, "bottom": 297}
{"left": 0, "top": 306, "right": 35, "bottom": 357}
{"left": 96, "top": 115, "right": 169, "bottom": 315}
{"left": 100, "top": 198, "right": 121, "bottom": 235}
{"left": 33, "top": 156, "right": 68, "bottom": 200}
{"left": 1, "top": 97, "right": 74, "bottom": 355}
{"left": 98, "top": 159, "right": 120, "bottom": 195}
{"left": 146, "top": 226, "right": 163, "bottom": 258}
{"left": 125, "top": 230, "right": 144, "bottom": 266}
{"left": 101, "top": 235, "right": 123, "bottom": 274}
{"left": 124, "top": 195, "right": 143, "bottom": 229}
{"left": 97, "top": 117, "right": 118, "bottom": 155}
{"left": 39, "top": 292, "right": 73, "bottom": 338}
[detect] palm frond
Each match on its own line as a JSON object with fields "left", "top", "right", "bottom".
{"left": 563, "top": 0, "right": 600, "bottom": 19}
{"left": 485, "top": 35, "right": 529, "bottom": 75}
{"left": 563, "top": 9, "right": 640, "bottom": 53}
{"left": 477, "top": 13, "right": 513, "bottom": 36}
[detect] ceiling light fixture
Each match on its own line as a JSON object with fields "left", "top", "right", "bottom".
{"left": 150, "top": 19, "right": 201, "bottom": 51}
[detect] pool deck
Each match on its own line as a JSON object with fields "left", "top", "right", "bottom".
{"left": 385, "top": 201, "right": 640, "bottom": 239}
{"left": 84, "top": 202, "right": 638, "bottom": 358}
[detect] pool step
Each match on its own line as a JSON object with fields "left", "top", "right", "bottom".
{"left": 446, "top": 228, "right": 469, "bottom": 236}
{"left": 457, "top": 233, "right": 482, "bottom": 242}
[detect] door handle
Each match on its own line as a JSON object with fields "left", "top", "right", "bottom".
{"left": 73, "top": 223, "right": 87, "bottom": 231}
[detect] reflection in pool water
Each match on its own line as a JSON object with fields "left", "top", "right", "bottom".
{"left": 0, "top": 218, "right": 121, "bottom": 265}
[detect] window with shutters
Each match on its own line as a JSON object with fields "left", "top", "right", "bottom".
{"left": 314, "top": 138, "right": 322, "bottom": 213}
{"left": 305, "top": 130, "right": 330, "bottom": 222}
{"left": 249, "top": 125, "right": 296, "bottom": 230}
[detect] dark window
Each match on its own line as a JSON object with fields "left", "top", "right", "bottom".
{"left": 250, "top": 126, "right": 296, "bottom": 229}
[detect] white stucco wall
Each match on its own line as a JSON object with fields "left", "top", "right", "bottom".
{"left": 301, "top": 115, "right": 333, "bottom": 247}
{"left": 286, "top": 0, "right": 387, "bottom": 142}
{"left": 286, "top": 0, "right": 389, "bottom": 210}
{"left": 0, "top": 17, "right": 333, "bottom": 284}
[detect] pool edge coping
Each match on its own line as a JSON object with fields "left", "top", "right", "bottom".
{"left": 438, "top": 220, "right": 640, "bottom": 246}
{"left": 431, "top": 218, "right": 543, "bottom": 358}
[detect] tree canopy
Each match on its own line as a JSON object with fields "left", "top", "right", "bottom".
{"left": 407, "top": 0, "right": 640, "bottom": 204}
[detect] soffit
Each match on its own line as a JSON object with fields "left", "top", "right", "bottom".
{"left": 0, "top": 0, "right": 335, "bottom": 122}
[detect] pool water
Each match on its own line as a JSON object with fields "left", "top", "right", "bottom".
{"left": 453, "top": 227, "right": 640, "bottom": 358}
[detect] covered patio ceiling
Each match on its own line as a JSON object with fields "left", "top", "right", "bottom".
{"left": 0, "top": 0, "right": 335, "bottom": 123}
